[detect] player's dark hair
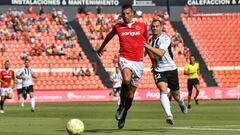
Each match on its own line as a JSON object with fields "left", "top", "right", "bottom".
{"left": 151, "top": 19, "right": 162, "bottom": 25}
{"left": 190, "top": 54, "right": 195, "bottom": 59}
{"left": 4, "top": 60, "right": 9, "bottom": 64}
{"left": 121, "top": 4, "right": 133, "bottom": 10}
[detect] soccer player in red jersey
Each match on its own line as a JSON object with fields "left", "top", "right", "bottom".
{"left": 0, "top": 60, "right": 15, "bottom": 113}
{"left": 97, "top": 4, "right": 149, "bottom": 129}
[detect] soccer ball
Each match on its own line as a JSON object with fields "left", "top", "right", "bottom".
{"left": 66, "top": 119, "right": 84, "bottom": 135}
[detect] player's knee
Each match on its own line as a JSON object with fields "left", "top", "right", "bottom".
{"left": 122, "top": 79, "right": 131, "bottom": 85}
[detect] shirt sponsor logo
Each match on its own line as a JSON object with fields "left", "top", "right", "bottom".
{"left": 121, "top": 31, "right": 140, "bottom": 36}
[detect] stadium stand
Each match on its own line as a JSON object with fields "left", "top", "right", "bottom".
{"left": 181, "top": 13, "right": 240, "bottom": 87}
{"left": 0, "top": 10, "right": 104, "bottom": 90}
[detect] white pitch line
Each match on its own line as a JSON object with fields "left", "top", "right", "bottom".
{"left": 164, "top": 126, "right": 240, "bottom": 132}
{"left": 196, "top": 125, "right": 240, "bottom": 128}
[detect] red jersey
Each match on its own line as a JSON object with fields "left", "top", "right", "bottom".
{"left": 0, "top": 69, "right": 14, "bottom": 88}
{"left": 112, "top": 21, "right": 149, "bottom": 61}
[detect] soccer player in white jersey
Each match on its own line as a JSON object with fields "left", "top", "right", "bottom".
{"left": 97, "top": 4, "right": 149, "bottom": 129}
{"left": 109, "top": 67, "right": 122, "bottom": 105}
{"left": 144, "top": 20, "right": 188, "bottom": 125}
{"left": 16, "top": 60, "right": 37, "bottom": 112}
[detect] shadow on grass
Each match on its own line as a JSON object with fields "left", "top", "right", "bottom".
{"left": 85, "top": 128, "right": 168, "bottom": 133}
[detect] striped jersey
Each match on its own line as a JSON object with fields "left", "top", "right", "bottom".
{"left": 149, "top": 34, "right": 177, "bottom": 72}
{"left": 17, "top": 67, "right": 33, "bottom": 87}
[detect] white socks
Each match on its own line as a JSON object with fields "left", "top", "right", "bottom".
{"left": 160, "top": 92, "right": 173, "bottom": 118}
{"left": 31, "top": 97, "right": 35, "bottom": 109}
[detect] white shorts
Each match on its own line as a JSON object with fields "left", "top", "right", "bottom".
{"left": 0, "top": 87, "right": 13, "bottom": 96}
{"left": 118, "top": 57, "right": 144, "bottom": 87}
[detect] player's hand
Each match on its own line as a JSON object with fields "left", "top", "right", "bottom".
{"left": 97, "top": 48, "right": 104, "bottom": 56}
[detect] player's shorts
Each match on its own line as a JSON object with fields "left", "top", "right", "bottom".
{"left": 22, "top": 85, "right": 34, "bottom": 93}
{"left": 17, "top": 88, "right": 23, "bottom": 95}
{"left": 118, "top": 57, "right": 144, "bottom": 87}
{"left": 0, "top": 87, "right": 13, "bottom": 96}
{"left": 187, "top": 78, "right": 200, "bottom": 91}
{"left": 153, "top": 69, "right": 179, "bottom": 91}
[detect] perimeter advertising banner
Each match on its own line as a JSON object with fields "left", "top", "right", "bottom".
{"left": 0, "top": 0, "right": 163, "bottom": 6}
{"left": 5, "top": 87, "right": 240, "bottom": 103}
{"left": 0, "top": 0, "right": 239, "bottom": 6}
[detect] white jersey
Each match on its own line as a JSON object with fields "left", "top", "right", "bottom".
{"left": 17, "top": 67, "right": 33, "bottom": 87}
{"left": 16, "top": 78, "right": 23, "bottom": 89}
{"left": 111, "top": 73, "right": 122, "bottom": 88}
{"left": 150, "top": 34, "right": 177, "bottom": 72}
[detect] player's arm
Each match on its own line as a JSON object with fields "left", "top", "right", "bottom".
{"left": 145, "top": 44, "right": 157, "bottom": 69}
{"left": 144, "top": 35, "right": 171, "bottom": 58}
{"left": 0, "top": 78, "right": 7, "bottom": 85}
{"left": 184, "top": 65, "right": 190, "bottom": 75}
{"left": 31, "top": 72, "right": 37, "bottom": 79}
{"left": 144, "top": 42, "right": 166, "bottom": 57}
{"left": 97, "top": 28, "right": 116, "bottom": 56}
{"left": 0, "top": 74, "right": 7, "bottom": 85}
{"left": 16, "top": 70, "right": 27, "bottom": 80}
{"left": 197, "top": 63, "right": 201, "bottom": 76}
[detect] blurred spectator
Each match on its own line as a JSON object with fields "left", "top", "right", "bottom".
{"left": 85, "top": 68, "right": 91, "bottom": 76}
{"left": 96, "top": 6, "right": 102, "bottom": 14}
{"left": 191, "top": 6, "right": 198, "bottom": 14}
{"left": 46, "top": 46, "right": 53, "bottom": 55}
{"left": 171, "top": 29, "right": 183, "bottom": 47}
{"left": 64, "top": 38, "right": 74, "bottom": 48}
{"left": 20, "top": 51, "right": 29, "bottom": 60}
{"left": 52, "top": 8, "right": 57, "bottom": 19}
{"left": 183, "top": 5, "right": 189, "bottom": 14}
{"left": 0, "top": 44, "right": 6, "bottom": 54}
{"left": 0, "top": 13, "right": 3, "bottom": 21}
{"left": 39, "top": 5, "right": 44, "bottom": 15}
{"left": 72, "top": 67, "right": 80, "bottom": 76}
{"left": 163, "top": 11, "right": 169, "bottom": 20}
{"left": 55, "top": 28, "right": 65, "bottom": 40}
{"left": 79, "top": 67, "right": 85, "bottom": 76}
{"left": 30, "top": 47, "right": 41, "bottom": 56}
{"left": 28, "top": 5, "right": 34, "bottom": 14}
{"left": 136, "top": 10, "right": 143, "bottom": 17}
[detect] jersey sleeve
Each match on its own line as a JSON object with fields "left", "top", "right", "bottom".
{"left": 184, "top": 64, "right": 189, "bottom": 72}
{"left": 158, "top": 35, "right": 171, "bottom": 51}
{"left": 143, "top": 24, "right": 149, "bottom": 41}
{"left": 111, "top": 24, "right": 117, "bottom": 35}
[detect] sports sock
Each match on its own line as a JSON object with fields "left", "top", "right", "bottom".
{"left": 188, "top": 96, "right": 191, "bottom": 105}
{"left": 0, "top": 98, "right": 4, "bottom": 110}
{"left": 124, "top": 97, "right": 133, "bottom": 112}
{"left": 31, "top": 97, "right": 35, "bottom": 109}
{"left": 119, "top": 84, "right": 128, "bottom": 107}
{"left": 178, "top": 95, "right": 185, "bottom": 106}
{"left": 160, "top": 92, "right": 173, "bottom": 117}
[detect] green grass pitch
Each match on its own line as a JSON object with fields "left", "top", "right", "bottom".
{"left": 0, "top": 100, "right": 240, "bottom": 135}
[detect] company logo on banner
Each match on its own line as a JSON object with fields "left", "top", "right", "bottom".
{"left": 187, "top": 0, "right": 240, "bottom": 6}
{"left": 11, "top": 0, "right": 120, "bottom": 6}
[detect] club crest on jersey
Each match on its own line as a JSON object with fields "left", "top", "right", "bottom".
{"left": 136, "top": 25, "right": 141, "bottom": 30}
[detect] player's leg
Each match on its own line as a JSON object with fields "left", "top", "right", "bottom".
{"left": 168, "top": 70, "right": 188, "bottom": 114}
{"left": 193, "top": 79, "right": 200, "bottom": 104}
{"left": 28, "top": 86, "right": 35, "bottom": 112}
{"left": 0, "top": 88, "right": 6, "bottom": 113}
{"left": 118, "top": 85, "right": 136, "bottom": 129}
{"left": 154, "top": 72, "right": 174, "bottom": 125}
{"left": 17, "top": 89, "right": 24, "bottom": 107}
{"left": 115, "top": 68, "right": 132, "bottom": 120}
{"left": 187, "top": 79, "right": 193, "bottom": 109}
